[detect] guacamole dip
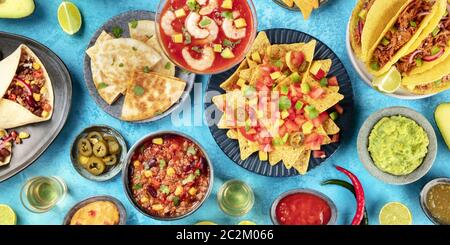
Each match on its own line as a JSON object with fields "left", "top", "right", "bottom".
{"left": 368, "top": 115, "right": 429, "bottom": 176}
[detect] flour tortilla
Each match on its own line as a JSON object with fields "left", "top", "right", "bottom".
{"left": 0, "top": 45, "right": 54, "bottom": 129}
{"left": 146, "top": 36, "right": 175, "bottom": 77}
{"left": 87, "top": 38, "right": 161, "bottom": 105}
{"left": 121, "top": 71, "right": 186, "bottom": 121}
{"left": 129, "top": 20, "right": 156, "bottom": 43}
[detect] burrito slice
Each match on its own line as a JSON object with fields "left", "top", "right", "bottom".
{"left": 396, "top": 11, "right": 450, "bottom": 75}
{"left": 0, "top": 45, "right": 54, "bottom": 129}
{"left": 0, "top": 129, "right": 12, "bottom": 166}
{"left": 349, "top": 0, "right": 407, "bottom": 61}
{"left": 366, "top": 0, "right": 446, "bottom": 76}
{"left": 121, "top": 71, "right": 186, "bottom": 121}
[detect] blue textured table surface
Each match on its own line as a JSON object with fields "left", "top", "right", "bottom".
{"left": 0, "top": 0, "right": 448, "bottom": 225}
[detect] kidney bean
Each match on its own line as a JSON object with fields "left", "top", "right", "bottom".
{"left": 147, "top": 186, "right": 157, "bottom": 198}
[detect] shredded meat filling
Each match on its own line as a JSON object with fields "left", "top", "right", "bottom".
{"left": 353, "top": 0, "right": 377, "bottom": 46}
{"left": 372, "top": 0, "right": 434, "bottom": 68}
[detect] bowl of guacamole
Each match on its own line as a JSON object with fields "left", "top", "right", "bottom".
{"left": 357, "top": 107, "right": 437, "bottom": 185}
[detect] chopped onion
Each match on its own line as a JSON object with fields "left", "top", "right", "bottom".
{"left": 14, "top": 77, "right": 33, "bottom": 95}
{"left": 423, "top": 48, "right": 445, "bottom": 61}
{"left": 408, "top": 50, "right": 423, "bottom": 64}
{"left": 417, "top": 11, "right": 430, "bottom": 17}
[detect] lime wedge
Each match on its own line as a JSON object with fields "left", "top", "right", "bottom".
{"left": 238, "top": 220, "right": 256, "bottom": 225}
{"left": 379, "top": 202, "right": 412, "bottom": 225}
{"left": 196, "top": 221, "right": 217, "bottom": 225}
{"left": 372, "top": 67, "right": 402, "bottom": 93}
{"left": 57, "top": 1, "right": 82, "bottom": 35}
{"left": 0, "top": 204, "right": 17, "bottom": 225}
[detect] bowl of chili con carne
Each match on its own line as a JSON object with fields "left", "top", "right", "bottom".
{"left": 122, "top": 131, "right": 213, "bottom": 220}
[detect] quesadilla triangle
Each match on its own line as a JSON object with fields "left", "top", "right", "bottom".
{"left": 350, "top": 0, "right": 407, "bottom": 61}
{"left": 0, "top": 44, "right": 54, "bottom": 129}
{"left": 396, "top": 6, "right": 450, "bottom": 75}
{"left": 121, "top": 71, "right": 186, "bottom": 121}
{"left": 0, "top": 129, "right": 12, "bottom": 166}
{"left": 366, "top": 0, "right": 446, "bottom": 77}
{"left": 402, "top": 54, "right": 450, "bottom": 94}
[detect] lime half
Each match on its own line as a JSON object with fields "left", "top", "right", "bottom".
{"left": 57, "top": 1, "right": 82, "bottom": 35}
{"left": 196, "top": 221, "right": 218, "bottom": 225}
{"left": 238, "top": 220, "right": 256, "bottom": 225}
{"left": 379, "top": 202, "right": 412, "bottom": 225}
{"left": 372, "top": 67, "right": 402, "bottom": 93}
{"left": 0, "top": 204, "right": 17, "bottom": 225}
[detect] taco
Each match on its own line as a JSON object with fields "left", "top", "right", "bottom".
{"left": 396, "top": 8, "right": 450, "bottom": 75}
{"left": 366, "top": 0, "right": 446, "bottom": 76}
{"left": 350, "top": 0, "right": 407, "bottom": 61}
{"left": 0, "top": 45, "right": 54, "bottom": 129}
{"left": 402, "top": 54, "right": 450, "bottom": 94}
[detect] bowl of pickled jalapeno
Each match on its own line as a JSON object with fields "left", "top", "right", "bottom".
{"left": 71, "top": 125, "right": 127, "bottom": 181}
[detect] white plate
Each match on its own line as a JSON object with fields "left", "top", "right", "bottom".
{"left": 345, "top": 20, "right": 436, "bottom": 100}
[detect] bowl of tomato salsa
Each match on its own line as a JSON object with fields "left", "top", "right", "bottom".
{"left": 271, "top": 189, "right": 337, "bottom": 225}
{"left": 156, "top": 0, "right": 257, "bottom": 74}
{"left": 122, "top": 131, "right": 213, "bottom": 220}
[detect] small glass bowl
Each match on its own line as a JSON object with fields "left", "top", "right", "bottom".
{"left": 419, "top": 178, "right": 450, "bottom": 225}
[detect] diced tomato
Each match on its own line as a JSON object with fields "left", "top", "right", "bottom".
{"left": 285, "top": 119, "right": 298, "bottom": 132}
{"left": 331, "top": 134, "right": 340, "bottom": 143}
{"left": 278, "top": 125, "right": 287, "bottom": 137}
{"left": 312, "top": 112, "right": 329, "bottom": 127}
{"left": 291, "top": 51, "right": 305, "bottom": 67}
{"left": 290, "top": 96, "right": 298, "bottom": 104}
{"left": 262, "top": 144, "right": 273, "bottom": 152}
{"left": 304, "top": 133, "right": 324, "bottom": 150}
{"left": 288, "top": 113, "right": 296, "bottom": 121}
{"left": 334, "top": 104, "right": 344, "bottom": 115}
{"left": 309, "top": 87, "right": 325, "bottom": 99}
{"left": 239, "top": 127, "right": 256, "bottom": 142}
{"left": 313, "top": 69, "right": 326, "bottom": 80}
{"left": 328, "top": 76, "right": 339, "bottom": 86}
{"left": 294, "top": 116, "right": 306, "bottom": 127}
{"left": 256, "top": 81, "right": 270, "bottom": 92}
{"left": 313, "top": 150, "right": 326, "bottom": 159}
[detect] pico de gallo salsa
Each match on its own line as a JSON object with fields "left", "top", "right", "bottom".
{"left": 274, "top": 191, "right": 334, "bottom": 225}
{"left": 129, "top": 134, "right": 210, "bottom": 218}
{"left": 157, "top": 0, "right": 256, "bottom": 73}
{"left": 3, "top": 48, "right": 52, "bottom": 118}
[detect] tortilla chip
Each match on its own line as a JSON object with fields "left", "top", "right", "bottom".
{"left": 121, "top": 71, "right": 186, "bottom": 121}
{"left": 246, "top": 31, "right": 271, "bottom": 61}
{"left": 129, "top": 20, "right": 156, "bottom": 43}
{"left": 220, "top": 60, "right": 249, "bottom": 91}
{"left": 227, "top": 129, "right": 238, "bottom": 139}
{"left": 294, "top": 0, "right": 314, "bottom": 20}
{"left": 315, "top": 125, "right": 332, "bottom": 146}
{"left": 323, "top": 118, "right": 340, "bottom": 135}
{"left": 304, "top": 90, "right": 344, "bottom": 113}
{"left": 239, "top": 68, "right": 253, "bottom": 81}
{"left": 237, "top": 131, "right": 259, "bottom": 160}
{"left": 293, "top": 149, "right": 311, "bottom": 175}
{"left": 282, "top": 0, "right": 294, "bottom": 7}
{"left": 145, "top": 37, "right": 175, "bottom": 77}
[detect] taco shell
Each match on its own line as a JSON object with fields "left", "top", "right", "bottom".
{"left": 0, "top": 45, "right": 54, "bottom": 129}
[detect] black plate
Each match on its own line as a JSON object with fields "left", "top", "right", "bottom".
{"left": 205, "top": 28, "right": 354, "bottom": 177}
{"left": 84, "top": 10, "right": 196, "bottom": 123}
{"left": 0, "top": 32, "right": 72, "bottom": 182}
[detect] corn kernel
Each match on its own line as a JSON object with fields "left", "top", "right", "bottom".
{"left": 133, "top": 160, "right": 141, "bottom": 167}
{"left": 144, "top": 170, "right": 152, "bottom": 178}
{"left": 41, "top": 110, "right": 49, "bottom": 118}
{"left": 18, "top": 132, "right": 30, "bottom": 139}
{"left": 16, "top": 82, "right": 24, "bottom": 88}
{"left": 141, "top": 197, "right": 149, "bottom": 203}
{"left": 175, "top": 186, "right": 183, "bottom": 196}
{"left": 166, "top": 167, "right": 176, "bottom": 177}
{"left": 33, "top": 93, "right": 41, "bottom": 102}
{"left": 32, "top": 62, "right": 41, "bottom": 70}
{"left": 40, "top": 87, "right": 47, "bottom": 95}
{"left": 152, "top": 137, "right": 163, "bottom": 145}
{"left": 188, "top": 187, "right": 197, "bottom": 196}
{"left": 152, "top": 204, "right": 164, "bottom": 211}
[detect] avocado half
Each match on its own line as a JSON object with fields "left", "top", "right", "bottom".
{"left": 435, "top": 103, "right": 450, "bottom": 150}
{"left": 0, "top": 0, "right": 35, "bottom": 19}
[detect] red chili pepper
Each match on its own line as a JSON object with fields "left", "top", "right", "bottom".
{"left": 335, "top": 165, "right": 365, "bottom": 225}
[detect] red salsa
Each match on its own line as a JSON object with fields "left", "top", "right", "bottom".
{"left": 129, "top": 134, "right": 210, "bottom": 218}
{"left": 275, "top": 192, "right": 332, "bottom": 225}
{"left": 158, "top": 0, "right": 255, "bottom": 73}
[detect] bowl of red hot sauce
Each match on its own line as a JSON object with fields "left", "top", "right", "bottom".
{"left": 271, "top": 189, "right": 337, "bottom": 225}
